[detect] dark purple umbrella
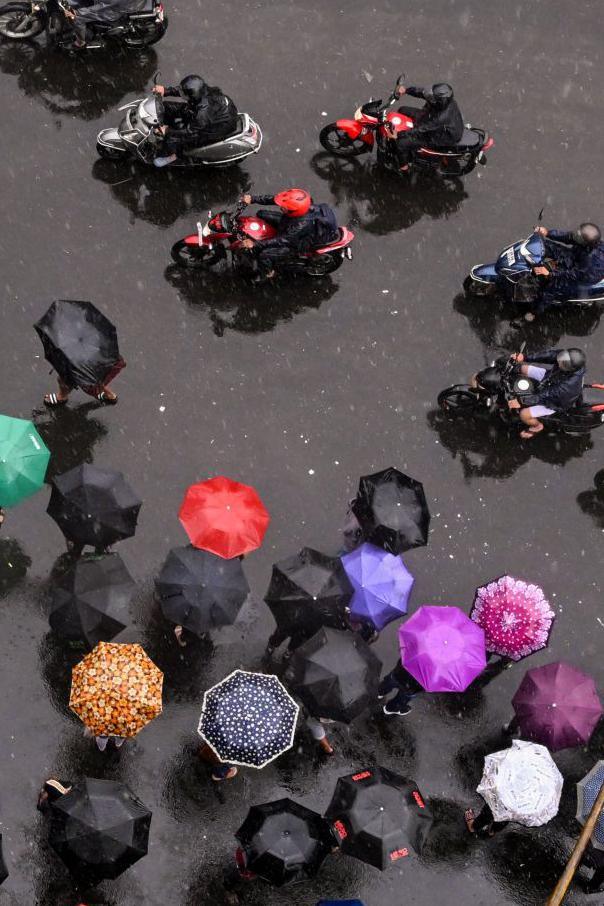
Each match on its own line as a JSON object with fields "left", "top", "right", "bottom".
{"left": 341, "top": 543, "right": 413, "bottom": 631}
{"left": 512, "top": 661, "right": 603, "bottom": 752}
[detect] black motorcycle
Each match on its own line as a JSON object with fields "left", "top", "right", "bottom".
{"left": 0, "top": 0, "right": 167, "bottom": 49}
{"left": 438, "top": 352, "right": 604, "bottom": 436}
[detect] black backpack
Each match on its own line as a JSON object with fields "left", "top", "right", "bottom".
{"left": 310, "top": 203, "right": 339, "bottom": 246}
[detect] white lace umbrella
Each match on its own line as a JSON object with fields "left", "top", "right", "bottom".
{"left": 477, "top": 739, "right": 563, "bottom": 827}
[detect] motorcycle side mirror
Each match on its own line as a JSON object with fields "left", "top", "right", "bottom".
{"left": 396, "top": 72, "right": 406, "bottom": 86}
{"left": 153, "top": 70, "right": 161, "bottom": 86}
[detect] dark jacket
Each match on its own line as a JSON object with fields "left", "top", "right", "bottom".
{"left": 250, "top": 195, "right": 319, "bottom": 253}
{"left": 164, "top": 86, "right": 238, "bottom": 148}
{"left": 546, "top": 229, "right": 604, "bottom": 287}
{"left": 522, "top": 348, "right": 585, "bottom": 411}
{"left": 402, "top": 86, "right": 464, "bottom": 145}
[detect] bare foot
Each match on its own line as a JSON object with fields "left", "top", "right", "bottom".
{"left": 464, "top": 808, "right": 476, "bottom": 833}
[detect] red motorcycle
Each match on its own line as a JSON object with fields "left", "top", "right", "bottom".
{"left": 320, "top": 75, "right": 494, "bottom": 178}
{"left": 171, "top": 201, "right": 355, "bottom": 278}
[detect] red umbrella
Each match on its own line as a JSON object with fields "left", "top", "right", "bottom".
{"left": 179, "top": 476, "right": 270, "bottom": 559}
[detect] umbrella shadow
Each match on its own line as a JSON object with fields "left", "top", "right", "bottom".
{"left": 309, "top": 151, "right": 469, "bottom": 236}
{"left": 38, "top": 630, "right": 87, "bottom": 721}
{"left": 140, "top": 607, "right": 216, "bottom": 704}
{"left": 453, "top": 289, "right": 603, "bottom": 348}
{"left": 420, "top": 796, "right": 479, "bottom": 868}
{"left": 91, "top": 160, "right": 251, "bottom": 228}
{"left": 34, "top": 402, "right": 109, "bottom": 484}
{"left": 576, "top": 469, "right": 604, "bottom": 529}
{"left": 427, "top": 407, "right": 593, "bottom": 481}
{"left": 160, "top": 739, "right": 245, "bottom": 821}
{"left": 163, "top": 265, "right": 339, "bottom": 337}
{"left": 483, "top": 829, "right": 574, "bottom": 906}
{"left": 0, "top": 537, "right": 32, "bottom": 597}
{"left": 431, "top": 684, "right": 488, "bottom": 725}
{"left": 453, "top": 728, "right": 510, "bottom": 795}
{"left": 0, "top": 41, "right": 158, "bottom": 121}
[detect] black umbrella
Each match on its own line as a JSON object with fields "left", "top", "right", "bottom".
{"left": 236, "top": 798, "right": 333, "bottom": 886}
{"left": 155, "top": 545, "right": 249, "bottom": 636}
{"left": 49, "top": 553, "right": 134, "bottom": 647}
{"left": 47, "top": 464, "right": 142, "bottom": 548}
{"left": 34, "top": 299, "right": 122, "bottom": 389}
{"left": 48, "top": 778, "right": 151, "bottom": 883}
{"left": 352, "top": 467, "right": 430, "bottom": 554}
{"left": 325, "top": 766, "right": 432, "bottom": 870}
{"left": 264, "top": 547, "right": 352, "bottom": 638}
{"left": 0, "top": 834, "right": 8, "bottom": 885}
{"left": 284, "top": 627, "right": 382, "bottom": 723}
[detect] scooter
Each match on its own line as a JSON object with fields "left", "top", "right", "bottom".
{"left": 97, "top": 81, "right": 261, "bottom": 167}
{"left": 438, "top": 351, "right": 604, "bottom": 436}
{"left": 466, "top": 230, "right": 604, "bottom": 306}
{"left": 320, "top": 75, "right": 493, "bottom": 177}
{"left": 0, "top": 0, "right": 166, "bottom": 49}
{"left": 170, "top": 200, "right": 355, "bottom": 278}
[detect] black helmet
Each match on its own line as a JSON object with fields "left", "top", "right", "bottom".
{"left": 476, "top": 366, "right": 501, "bottom": 392}
{"left": 572, "top": 222, "right": 601, "bottom": 248}
{"left": 556, "top": 348, "right": 586, "bottom": 373}
{"left": 180, "top": 75, "right": 207, "bottom": 103}
{"left": 431, "top": 82, "right": 454, "bottom": 108}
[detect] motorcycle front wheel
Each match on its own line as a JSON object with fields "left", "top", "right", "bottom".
{"left": 171, "top": 240, "right": 225, "bottom": 270}
{"left": 124, "top": 19, "right": 167, "bottom": 47}
{"left": 319, "top": 124, "right": 369, "bottom": 157}
{"left": 0, "top": 5, "right": 44, "bottom": 39}
{"left": 438, "top": 385, "right": 480, "bottom": 415}
{"left": 304, "top": 252, "right": 343, "bottom": 277}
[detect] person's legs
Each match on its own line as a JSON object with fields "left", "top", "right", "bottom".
{"left": 519, "top": 405, "right": 555, "bottom": 439}
{"left": 266, "top": 626, "right": 288, "bottom": 655}
{"left": 255, "top": 245, "right": 292, "bottom": 278}
{"left": 392, "top": 134, "right": 422, "bottom": 169}
{"left": 45, "top": 376, "right": 72, "bottom": 407}
{"left": 586, "top": 866, "right": 604, "bottom": 893}
{"left": 377, "top": 670, "right": 399, "bottom": 698}
{"left": 307, "top": 717, "right": 334, "bottom": 755}
{"left": 95, "top": 736, "right": 109, "bottom": 751}
{"left": 383, "top": 691, "right": 414, "bottom": 715}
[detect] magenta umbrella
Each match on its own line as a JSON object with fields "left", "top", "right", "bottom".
{"left": 471, "top": 576, "right": 555, "bottom": 661}
{"left": 398, "top": 606, "right": 486, "bottom": 693}
{"left": 512, "top": 661, "right": 603, "bottom": 752}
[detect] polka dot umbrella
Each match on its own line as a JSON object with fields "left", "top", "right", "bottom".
{"left": 471, "top": 575, "right": 555, "bottom": 661}
{"left": 198, "top": 669, "right": 299, "bottom": 768}
{"left": 577, "top": 761, "right": 604, "bottom": 851}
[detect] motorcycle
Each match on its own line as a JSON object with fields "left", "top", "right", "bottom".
{"left": 438, "top": 350, "right": 604, "bottom": 436}
{"left": 319, "top": 75, "right": 493, "bottom": 177}
{"left": 0, "top": 0, "right": 166, "bottom": 49}
{"left": 466, "top": 230, "right": 604, "bottom": 306}
{"left": 170, "top": 200, "right": 355, "bottom": 278}
{"left": 97, "top": 87, "right": 262, "bottom": 167}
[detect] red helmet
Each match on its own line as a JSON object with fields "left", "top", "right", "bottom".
{"left": 274, "top": 188, "right": 311, "bottom": 217}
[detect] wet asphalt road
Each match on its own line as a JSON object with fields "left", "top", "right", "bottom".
{"left": 1, "top": 1, "right": 604, "bottom": 903}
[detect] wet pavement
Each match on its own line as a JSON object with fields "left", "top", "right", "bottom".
{"left": 0, "top": 0, "right": 603, "bottom": 903}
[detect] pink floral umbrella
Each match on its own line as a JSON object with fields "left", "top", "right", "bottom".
{"left": 471, "top": 576, "right": 554, "bottom": 661}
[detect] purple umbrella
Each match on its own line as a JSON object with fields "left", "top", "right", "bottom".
{"left": 512, "top": 661, "right": 603, "bottom": 752}
{"left": 341, "top": 543, "right": 414, "bottom": 631}
{"left": 398, "top": 606, "right": 486, "bottom": 692}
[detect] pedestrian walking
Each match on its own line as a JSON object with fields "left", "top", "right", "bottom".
{"left": 464, "top": 801, "right": 509, "bottom": 837}
{"left": 378, "top": 661, "right": 424, "bottom": 716}
{"left": 198, "top": 742, "right": 238, "bottom": 782}
{"left": 306, "top": 715, "right": 335, "bottom": 755}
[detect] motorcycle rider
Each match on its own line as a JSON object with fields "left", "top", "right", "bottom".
{"left": 239, "top": 189, "right": 338, "bottom": 281}
{"left": 152, "top": 75, "right": 239, "bottom": 167}
{"left": 387, "top": 82, "right": 464, "bottom": 171}
{"left": 63, "top": 0, "right": 146, "bottom": 48}
{"left": 506, "top": 348, "right": 586, "bottom": 439}
{"left": 528, "top": 223, "right": 604, "bottom": 319}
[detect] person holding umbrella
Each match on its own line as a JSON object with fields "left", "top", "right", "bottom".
{"left": 378, "top": 660, "right": 425, "bottom": 717}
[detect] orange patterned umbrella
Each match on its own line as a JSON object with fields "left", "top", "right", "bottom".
{"left": 70, "top": 642, "right": 163, "bottom": 738}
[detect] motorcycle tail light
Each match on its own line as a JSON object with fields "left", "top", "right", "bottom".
{"left": 209, "top": 213, "right": 222, "bottom": 230}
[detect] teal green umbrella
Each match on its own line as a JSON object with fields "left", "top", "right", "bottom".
{"left": 0, "top": 415, "right": 50, "bottom": 507}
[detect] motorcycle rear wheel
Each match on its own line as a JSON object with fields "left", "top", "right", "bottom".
{"left": 438, "top": 385, "right": 480, "bottom": 415}
{"left": 123, "top": 19, "right": 167, "bottom": 47}
{"left": 0, "top": 6, "right": 44, "bottom": 39}
{"left": 319, "top": 124, "right": 369, "bottom": 157}
{"left": 171, "top": 240, "right": 225, "bottom": 270}
{"left": 304, "top": 252, "right": 343, "bottom": 277}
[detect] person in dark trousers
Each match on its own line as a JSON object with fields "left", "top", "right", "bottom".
{"left": 153, "top": 75, "right": 238, "bottom": 167}
{"left": 464, "top": 801, "right": 509, "bottom": 837}
{"left": 580, "top": 841, "right": 604, "bottom": 894}
{"left": 529, "top": 223, "right": 604, "bottom": 317}
{"left": 44, "top": 359, "right": 124, "bottom": 407}
{"left": 63, "top": 0, "right": 145, "bottom": 48}
{"left": 240, "top": 189, "right": 338, "bottom": 281}
{"left": 264, "top": 624, "right": 317, "bottom": 660}
{"left": 507, "top": 348, "right": 586, "bottom": 439}
{"left": 378, "top": 661, "right": 424, "bottom": 716}
{"left": 198, "top": 742, "right": 238, "bottom": 782}
{"left": 388, "top": 82, "right": 464, "bottom": 171}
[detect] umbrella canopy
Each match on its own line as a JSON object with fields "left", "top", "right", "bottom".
{"left": 477, "top": 739, "right": 563, "bottom": 827}
{"left": 577, "top": 761, "right": 604, "bottom": 851}
{"left": 198, "top": 669, "right": 299, "bottom": 768}
{"left": 264, "top": 547, "right": 352, "bottom": 638}
{"left": 341, "top": 543, "right": 413, "bottom": 631}
{"left": 0, "top": 835, "right": 8, "bottom": 885}
{"left": 283, "top": 627, "right": 382, "bottom": 723}
{"left": 70, "top": 642, "right": 163, "bottom": 738}
{"left": 49, "top": 553, "right": 134, "bottom": 648}
{"left": 47, "top": 464, "right": 142, "bottom": 548}
{"left": 512, "top": 661, "right": 602, "bottom": 751}
{"left": 236, "top": 798, "right": 333, "bottom": 886}
{"left": 398, "top": 605, "right": 486, "bottom": 692}
{"left": 325, "top": 766, "right": 433, "bottom": 870}
{"left": 0, "top": 414, "right": 50, "bottom": 508}
{"left": 351, "top": 467, "right": 430, "bottom": 554}
{"left": 471, "top": 575, "right": 555, "bottom": 661}
{"left": 34, "top": 299, "right": 122, "bottom": 389}
{"left": 49, "top": 777, "right": 151, "bottom": 882}
{"left": 155, "top": 545, "right": 249, "bottom": 636}
{"left": 178, "top": 476, "right": 270, "bottom": 559}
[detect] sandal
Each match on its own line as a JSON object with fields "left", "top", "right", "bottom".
{"left": 95, "top": 391, "right": 118, "bottom": 405}
{"left": 464, "top": 808, "right": 476, "bottom": 834}
{"left": 44, "top": 393, "right": 68, "bottom": 407}
{"left": 520, "top": 425, "right": 543, "bottom": 440}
